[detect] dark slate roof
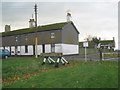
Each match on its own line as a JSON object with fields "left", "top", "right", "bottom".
{"left": 1, "top": 22, "right": 69, "bottom": 36}
{"left": 100, "top": 40, "right": 115, "bottom": 45}
{"left": 100, "top": 40, "right": 115, "bottom": 47}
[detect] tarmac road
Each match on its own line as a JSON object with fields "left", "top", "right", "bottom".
{"left": 64, "top": 53, "right": 100, "bottom": 61}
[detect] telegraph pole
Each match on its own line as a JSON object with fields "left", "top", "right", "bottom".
{"left": 34, "top": 4, "right": 38, "bottom": 58}
{"left": 34, "top": 4, "right": 37, "bottom": 27}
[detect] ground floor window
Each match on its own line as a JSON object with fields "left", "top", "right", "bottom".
{"left": 51, "top": 44, "right": 55, "bottom": 53}
{"left": 25, "top": 45, "right": 28, "bottom": 53}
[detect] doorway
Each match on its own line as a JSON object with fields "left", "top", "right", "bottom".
{"left": 33, "top": 45, "right": 35, "bottom": 55}
{"left": 42, "top": 44, "right": 45, "bottom": 53}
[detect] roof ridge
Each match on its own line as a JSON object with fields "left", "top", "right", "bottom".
{"left": 38, "top": 21, "right": 68, "bottom": 27}
{"left": 1, "top": 21, "right": 69, "bottom": 36}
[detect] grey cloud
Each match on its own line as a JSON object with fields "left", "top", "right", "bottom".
{"left": 1, "top": 2, "right": 118, "bottom": 48}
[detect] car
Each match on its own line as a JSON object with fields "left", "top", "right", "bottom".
{"left": 0, "top": 49, "right": 10, "bottom": 59}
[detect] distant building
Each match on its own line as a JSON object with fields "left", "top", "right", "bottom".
{"left": 79, "top": 37, "right": 115, "bottom": 51}
{"left": 1, "top": 21, "right": 79, "bottom": 56}
{"left": 79, "top": 41, "right": 96, "bottom": 48}
{"left": 98, "top": 39, "right": 115, "bottom": 50}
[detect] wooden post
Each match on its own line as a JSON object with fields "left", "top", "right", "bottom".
{"left": 35, "top": 37, "right": 38, "bottom": 58}
{"left": 85, "top": 47, "right": 87, "bottom": 62}
{"left": 34, "top": 4, "right": 38, "bottom": 58}
{"left": 99, "top": 48, "right": 102, "bottom": 61}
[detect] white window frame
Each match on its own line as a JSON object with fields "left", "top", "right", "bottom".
{"left": 51, "top": 32, "right": 55, "bottom": 39}
{"left": 15, "top": 36, "right": 18, "bottom": 42}
{"left": 51, "top": 44, "right": 55, "bottom": 53}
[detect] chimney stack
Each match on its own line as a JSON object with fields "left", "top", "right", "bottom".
{"left": 113, "top": 37, "right": 115, "bottom": 41}
{"left": 29, "top": 18, "right": 35, "bottom": 28}
{"left": 67, "top": 10, "right": 72, "bottom": 22}
{"left": 99, "top": 37, "right": 101, "bottom": 41}
{"left": 5, "top": 25, "right": 11, "bottom": 32}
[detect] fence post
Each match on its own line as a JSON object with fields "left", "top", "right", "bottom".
{"left": 99, "top": 48, "right": 102, "bottom": 61}
{"left": 102, "top": 53, "right": 104, "bottom": 61}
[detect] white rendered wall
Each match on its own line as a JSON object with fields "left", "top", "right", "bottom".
{"left": 45, "top": 44, "right": 51, "bottom": 53}
{"left": 20, "top": 45, "right": 33, "bottom": 55}
{"left": 11, "top": 46, "right": 15, "bottom": 55}
{"left": 0, "top": 47, "right": 4, "bottom": 49}
{"left": 1, "top": 44, "right": 78, "bottom": 56}
{"left": 55, "top": 44, "right": 62, "bottom": 53}
{"left": 61, "top": 44, "right": 79, "bottom": 55}
{"left": 19, "top": 46, "right": 24, "bottom": 55}
{"left": 28, "top": 45, "right": 33, "bottom": 55}
{"left": 17, "top": 46, "right": 21, "bottom": 55}
{"left": 1, "top": 45, "right": 41, "bottom": 56}
{"left": 37, "top": 45, "right": 42, "bottom": 55}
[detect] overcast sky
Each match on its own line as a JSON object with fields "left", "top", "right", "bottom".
{"left": 1, "top": 1, "right": 119, "bottom": 49}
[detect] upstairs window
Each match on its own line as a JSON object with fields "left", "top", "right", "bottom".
{"left": 15, "top": 36, "right": 18, "bottom": 42}
{"left": 51, "top": 32, "right": 55, "bottom": 39}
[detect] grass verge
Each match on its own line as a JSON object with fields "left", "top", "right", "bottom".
{"left": 2, "top": 57, "right": 118, "bottom": 88}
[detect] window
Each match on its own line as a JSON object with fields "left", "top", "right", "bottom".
{"left": 42, "top": 44, "right": 45, "bottom": 53}
{"left": 51, "top": 44, "right": 55, "bottom": 53}
{"left": 25, "top": 45, "right": 28, "bottom": 53}
{"left": 51, "top": 33, "right": 55, "bottom": 39}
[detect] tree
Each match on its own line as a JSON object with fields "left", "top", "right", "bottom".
{"left": 92, "top": 37, "right": 100, "bottom": 46}
{"left": 84, "top": 35, "right": 93, "bottom": 41}
{"left": 84, "top": 35, "right": 101, "bottom": 48}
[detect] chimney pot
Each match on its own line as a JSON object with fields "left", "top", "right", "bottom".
{"left": 5, "top": 25, "right": 11, "bottom": 32}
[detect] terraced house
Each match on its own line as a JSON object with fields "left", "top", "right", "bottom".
{"left": 1, "top": 21, "right": 79, "bottom": 56}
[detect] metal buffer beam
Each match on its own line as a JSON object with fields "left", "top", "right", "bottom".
{"left": 41, "top": 53, "right": 69, "bottom": 67}
{"left": 42, "top": 56, "right": 56, "bottom": 65}
{"left": 55, "top": 57, "right": 69, "bottom": 67}
{"left": 42, "top": 56, "right": 69, "bottom": 67}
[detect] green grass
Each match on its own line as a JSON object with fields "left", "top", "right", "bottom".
{"left": 79, "top": 48, "right": 99, "bottom": 55}
{"left": 104, "top": 53, "right": 120, "bottom": 58}
{"left": 2, "top": 57, "right": 118, "bottom": 88}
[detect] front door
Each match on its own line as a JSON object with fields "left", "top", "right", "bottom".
{"left": 33, "top": 45, "right": 35, "bottom": 55}
{"left": 42, "top": 44, "right": 45, "bottom": 53}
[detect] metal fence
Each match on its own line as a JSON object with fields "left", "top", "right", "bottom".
{"left": 102, "top": 53, "right": 120, "bottom": 61}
